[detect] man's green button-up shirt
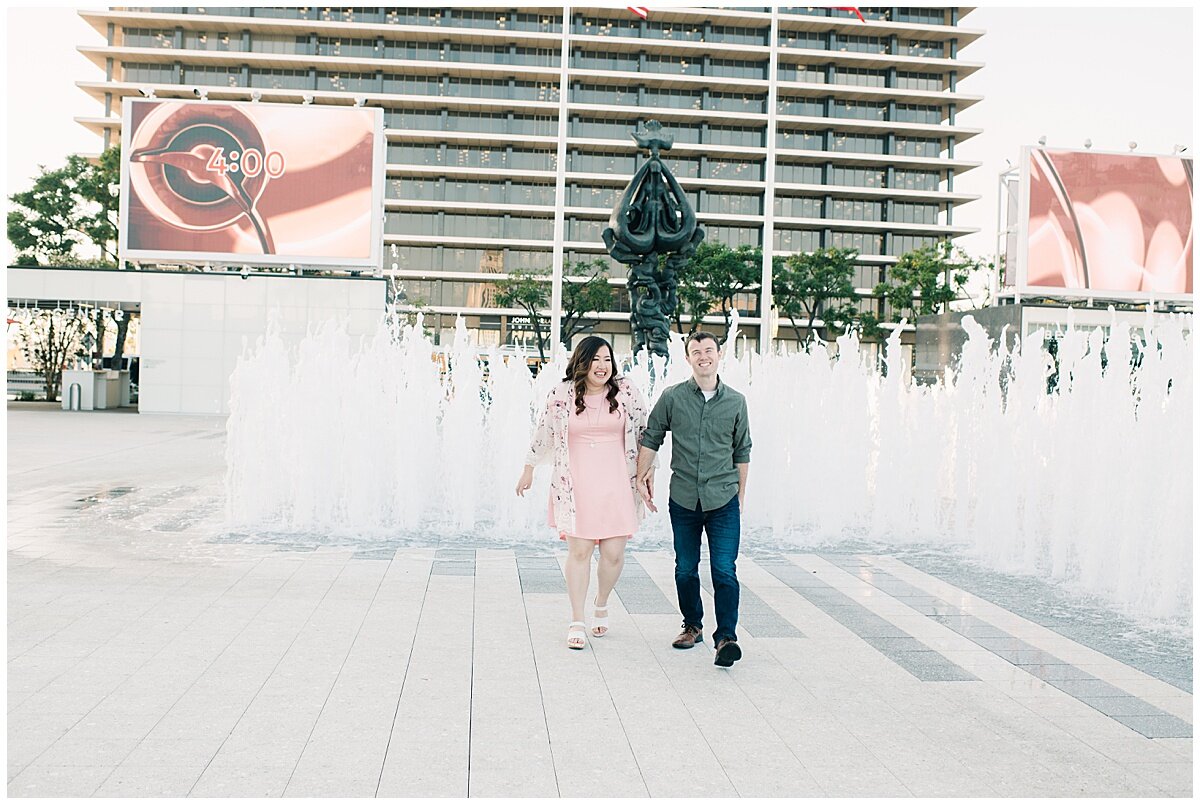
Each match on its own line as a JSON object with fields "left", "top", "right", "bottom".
{"left": 639, "top": 376, "right": 752, "bottom": 512}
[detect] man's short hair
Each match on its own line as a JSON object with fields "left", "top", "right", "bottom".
{"left": 685, "top": 331, "right": 720, "bottom": 354}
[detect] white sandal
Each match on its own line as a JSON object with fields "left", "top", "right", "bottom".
{"left": 567, "top": 621, "right": 587, "bottom": 650}
{"left": 591, "top": 603, "right": 610, "bottom": 638}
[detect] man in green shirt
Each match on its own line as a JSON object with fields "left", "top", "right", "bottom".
{"left": 636, "top": 331, "right": 751, "bottom": 667}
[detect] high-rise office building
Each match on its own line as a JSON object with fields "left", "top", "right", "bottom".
{"left": 77, "top": 6, "right": 982, "bottom": 352}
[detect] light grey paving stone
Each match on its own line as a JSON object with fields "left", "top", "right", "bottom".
{"left": 698, "top": 568, "right": 803, "bottom": 638}
{"left": 377, "top": 573, "right": 473, "bottom": 797}
{"left": 1110, "top": 715, "right": 1193, "bottom": 739}
{"left": 616, "top": 553, "right": 677, "bottom": 615}
{"left": 1024, "top": 663, "right": 1104, "bottom": 682}
{"left": 7, "top": 763, "right": 114, "bottom": 797}
{"left": 1049, "top": 677, "right": 1137, "bottom": 698}
{"left": 285, "top": 555, "right": 431, "bottom": 796}
{"left": 861, "top": 636, "right": 928, "bottom": 653}
{"left": 1124, "top": 761, "right": 1194, "bottom": 793}
{"left": 1002, "top": 649, "right": 1073, "bottom": 665}
{"left": 92, "top": 764, "right": 207, "bottom": 797}
{"left": 467, "top": 550, "right": 557, "bottom": 798}
{"left": 119, "top": 736, "right": 225, "bottom": 768}
{"left": 188, "top": 762, "right": 297, "bottom": 797}
{"left": 968, "top": 636, "right": 1042, "bottom": 652}
{"left": 587, "top": 606, "right": 738, "bottom": 797}
{"left": 515, "top": 554, "right": 566, "bottom": 594}
{"left": 524, "top": 562, "right": 650, "bottom": 797}
{"left": 630, "top": 553, "right": 839, "bottom": 797}
{"left": 1089, "top": 695, "right": 1190, "bottom": 719}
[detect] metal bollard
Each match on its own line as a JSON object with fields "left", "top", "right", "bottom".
{"left": 67, "top": 383, "right": 82, "bottom": 411}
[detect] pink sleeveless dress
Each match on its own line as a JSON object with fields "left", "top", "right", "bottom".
{"left": 548, "top": 392, "right": 638, "bottom": 541}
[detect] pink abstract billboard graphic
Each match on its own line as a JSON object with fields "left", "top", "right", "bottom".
{"left": 1026, "top": 148, "right": 1192, "bottom": 297}
{"left": 121, "top": 99, "right": 383, "bottom": 267}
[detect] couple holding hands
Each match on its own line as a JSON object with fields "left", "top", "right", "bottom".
{"left": 516, "top": 331, "right": 751, "bottom": 668}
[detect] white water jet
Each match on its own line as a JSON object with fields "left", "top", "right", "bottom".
{"left": 226, "top": 307, "right": 1192, "bottom": 626}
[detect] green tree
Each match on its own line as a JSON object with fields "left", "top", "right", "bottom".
{"left": 495, "top": 261, "right": 616, "bottom": 360}
{"left": 75, "top": 147, "right": 121, "bottom": 264}
{"left": 866, "top": 241, "right": 988, "bottom": 338}
{"left": 8, "top": 162, "right": 86, "bottom": 265}
{"left": 8, "top": 146, "right": 121, "bottom": 266}
{"left": 493, "top": 269, "right": 551, "bottom": 361}
{"left": 772, "top": 247, "right": 860, "bottom": 344}
{"left": 560, "top": 260, "right": 615, "bottom": 348}
{"left": 15, "top": 307, "right": 91, "bottom": 402}
{"left": 678, "top": 241, "right": 762, "bottom": 340}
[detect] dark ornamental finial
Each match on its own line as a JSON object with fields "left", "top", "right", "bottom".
{"left": 602, "top": 121, "right": 705, "bottom": 359}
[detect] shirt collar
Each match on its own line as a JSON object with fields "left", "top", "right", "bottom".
{"left": 686, "top": 375, "right": 722, "bottom": 398}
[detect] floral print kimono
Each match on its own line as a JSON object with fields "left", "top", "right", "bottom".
{"left": 525, "top": 377, "right": 653, "bottom": 536}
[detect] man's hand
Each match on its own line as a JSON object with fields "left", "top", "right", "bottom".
{"left": 639, "top": 471, "right": 657, "bottom": 513}
{"left": 636, "top": 446, "right": 659, "bottom": 513}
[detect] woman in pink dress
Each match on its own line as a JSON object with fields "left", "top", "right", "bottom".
{"left": 516, "top": 336, "right": 653, "bottom": 650}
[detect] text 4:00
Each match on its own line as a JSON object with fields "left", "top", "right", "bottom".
{"left": 205, "top": 147, "right": 285, "bottom": 179}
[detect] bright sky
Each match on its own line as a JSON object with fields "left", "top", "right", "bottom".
{"left": 3, "top": 5, "right": 1195, "bottom": 266}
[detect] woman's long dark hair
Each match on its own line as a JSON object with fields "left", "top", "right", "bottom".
{"left": 563, "top": 336, "right": 620, "bottom": 416}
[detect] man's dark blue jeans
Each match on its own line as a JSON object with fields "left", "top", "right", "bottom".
{"left": 669, "top": 494, "right": 740, "bottom": 644}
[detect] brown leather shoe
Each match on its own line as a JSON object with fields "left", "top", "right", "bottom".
{"left": 672, "top": 623, "right": 703, "bottom": 649}
{"left": 714, "top": 638, "right": 742, "bottom": 667}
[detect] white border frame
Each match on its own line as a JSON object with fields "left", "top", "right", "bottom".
{"left": 1015, "top": 145, "right": 1193, "bottom": 304}
{"left": 119, "top": 98, "right": 385, "bottom": 270}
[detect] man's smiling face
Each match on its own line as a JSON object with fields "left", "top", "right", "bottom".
{"left": 686, "top": 337, "right": 719, "bottom": 381}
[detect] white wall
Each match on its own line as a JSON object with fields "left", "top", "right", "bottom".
{"left": 7, "top": 267, "right": 386, "bottom": 414}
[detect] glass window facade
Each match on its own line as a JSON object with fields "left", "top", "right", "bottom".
{"left": 703, "top": 192, "right": 762, "bottom": 216}
{"left": 249, "top": 68, "right": 309, "bottom": 90}
{"left": 894, "top": 104, "right": 943, "bottom": 124}
{"left": 831, "top": 198, "right": 883, "bottom": 221}
{"left": 833, "top": 67, "right": 887, "bottom": 88}
{"left": 777, "top": 63, "right": 825, "bottom": 83}
{"left": 707, "top": 158, "right": 763, "bottom": 181}
{"left": 775, "top": 196, "right": 822, "bottom": 218}
{"left": 777, "top": 129, "right": 823, "bottom": 151}
{"left": 893, "top": 169, "right": 941, "bottom": 191}
{"left": 830, "top": 230, "right": 882, "bottom": 255}
{"left": 904, "top": 39, "right": 945, "bottom": 58}
{"left": 706, "top": 225, "right": 762, "bottom": 248}
{"left": 773, "top": 227, "right": 821, "bottom": 252}
{"left": 891, "top": 234, "right": 939, "bottom": 255}
{"left": 837, "top": 34, "right": 889, "bottom": 54}
{"left": 778, "top": 31, "right": 827, "bottom": 50}
{"left": 892, "top": 201, "right": 939, "bottom": 224}
{"left": 183, "top": 30, "right": 242, "bottom": 51}
{"left": 831, "top": 165, "right": 885, "bottom": 188}
{"left": 831, "top": 132, "right": 886, "bottom": 155}
{"left": 123, "top": 61, "right": 178, "bottom": 84}
{"left": 834, "top": 100, "right": 887, "bottom": 121}
{"left": 776, "top": 162, "right": 823, "bottom": 184}
{"left": 182, "top": 64, "right": 241, "bottom": 87}
{"left": 778, "top": 96, "right": 825, "bottom": 117}
{"left": 124, "top": 28, "right": 176, "bottom": 48}
{"left": 895, "top": 71, "right": 944, "bottom": 91}
{"left": 895, "top": 136, "right": 941, "bottom": 158}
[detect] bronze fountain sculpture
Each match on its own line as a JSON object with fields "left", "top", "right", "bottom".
{"left": 602, "top": 120, "right": 704, "bottom": 358}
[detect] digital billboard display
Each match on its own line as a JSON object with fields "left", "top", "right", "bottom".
{"left": 120, "top": 99, "right": 384, "bottom": 267}
{"left": 1018, "top": 147, "right": 1192, "bottom": 300}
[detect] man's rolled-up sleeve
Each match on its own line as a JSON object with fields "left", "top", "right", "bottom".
{"left": 640, "top": 392, "right": 670, "bottom": 451}
{"left": 732, "top": 398, "right": 752, "bottom": 463}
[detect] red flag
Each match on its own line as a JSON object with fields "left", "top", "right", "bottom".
{"left": 835, "top": 6, "right": 866, "bottom": 22}
{"left": 628, "top": 6, "right": 649, "bottom": 19}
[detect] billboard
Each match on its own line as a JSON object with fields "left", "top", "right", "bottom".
{"left": 120, "top": 99, "right": 384, "bottom": 268}
{"left": 1016, "top": 147, "right": 1192, "bottom": 301}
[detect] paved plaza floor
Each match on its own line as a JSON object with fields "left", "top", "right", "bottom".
{"left": 6, "top": 405, "right": 1193, "bottom": 797}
